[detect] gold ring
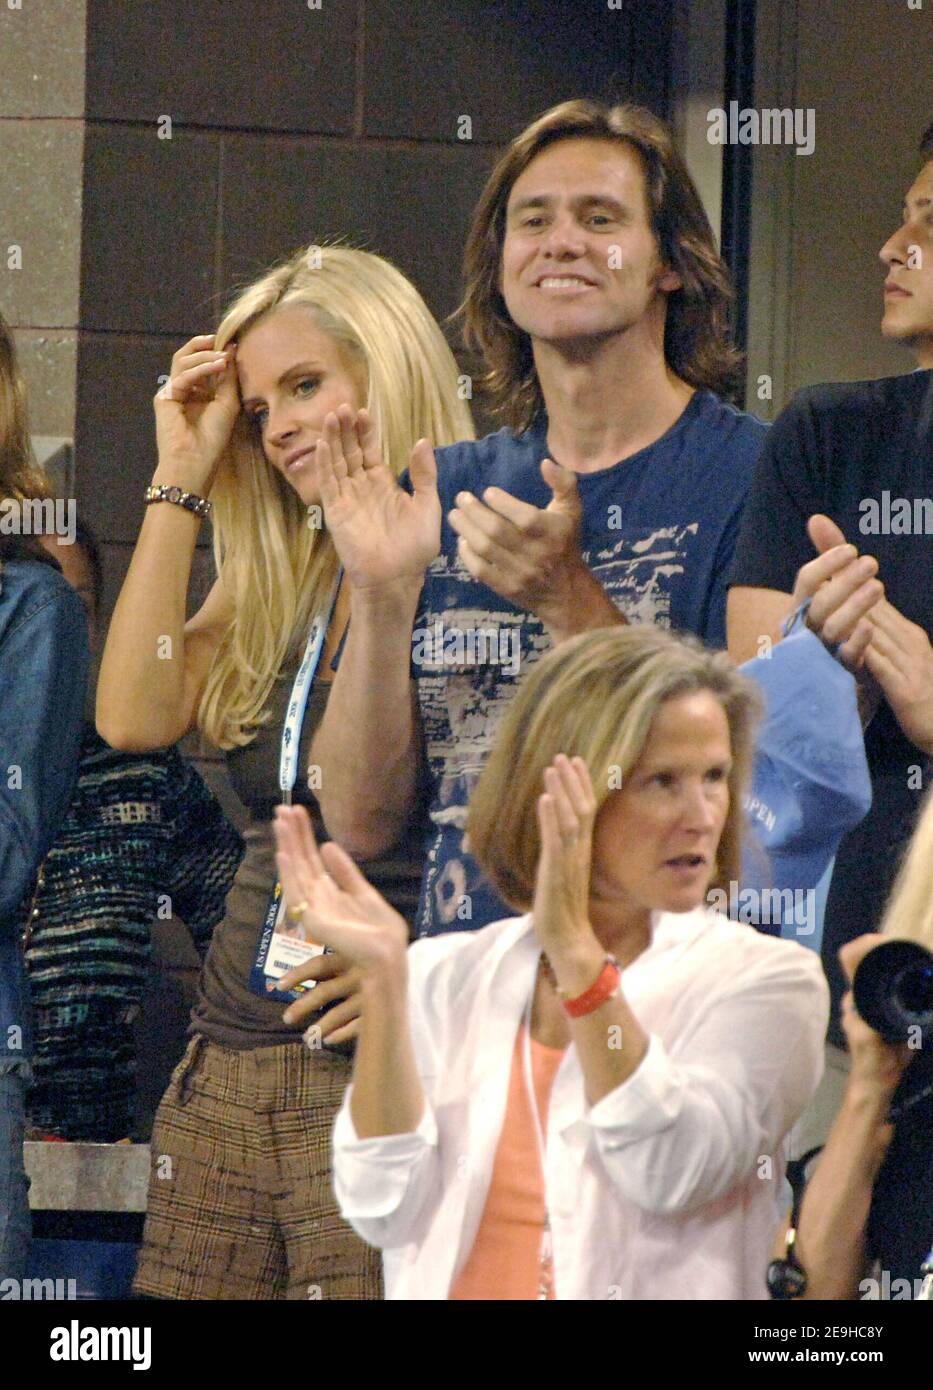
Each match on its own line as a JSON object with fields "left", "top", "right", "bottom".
{"left": 287, "top": 900, "right": 310, "bottom": 922}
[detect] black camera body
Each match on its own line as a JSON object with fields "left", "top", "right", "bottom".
{"left": 852, "top": 940, "right": 933, "bottom": 1043}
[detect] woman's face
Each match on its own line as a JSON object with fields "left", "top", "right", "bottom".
{"left": 589, "top": 690, "right": 732, "bottom": 922}
{"left": 235, "top": 305, "right": 367, "bottom": 508}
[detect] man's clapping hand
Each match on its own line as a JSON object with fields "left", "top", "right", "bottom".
{"left": 448, "top": 458, "right": 623, "bottom": 643}
{"left": 862, "top": 598, "right": 933, "bottom": 754}
{"left": 790, "top": 514, "right": 882, "bottom": 670}
{"left": 795, "top": 514, "right": 933, "bottom": 750}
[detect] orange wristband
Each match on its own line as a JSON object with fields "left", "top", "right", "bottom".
{"left": 562, "top": 957, "right": 621, "bottom": 1018}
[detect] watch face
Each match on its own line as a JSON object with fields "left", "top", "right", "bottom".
{"left": 167, "top": 486, "right": 182, "bottom": 503}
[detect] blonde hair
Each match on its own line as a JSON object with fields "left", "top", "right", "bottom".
{"left": 878, "top": 788, "right": 933, "bottom": 951}
{"left": 199, "top": 244, "right": 475, "bottom": 748}
{"left": 1, "top": 311, "right": 51, "bottom": 506}
{"left": 466, "top": 626, "right": 762, "bottom": 912}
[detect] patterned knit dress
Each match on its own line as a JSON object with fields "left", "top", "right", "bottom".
{"left": 24, "top": 724, "right": 244, "bottom": 1141}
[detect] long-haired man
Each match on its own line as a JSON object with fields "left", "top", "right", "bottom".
{"left": 311, "top": 99, "right": 768, "bottom": 937}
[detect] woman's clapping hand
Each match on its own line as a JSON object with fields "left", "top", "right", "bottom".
{"left": 273, "top": 804, "right": 409, "bottom": 979}
{"left": 532, "top": 754, "right": 599, "bottom": 960}
{"left": 310, "top": 404, "right": 441, "bottom": 592}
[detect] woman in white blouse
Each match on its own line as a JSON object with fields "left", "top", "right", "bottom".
{"left": 273, "top": 625, "right": 829, "bottom": 1300}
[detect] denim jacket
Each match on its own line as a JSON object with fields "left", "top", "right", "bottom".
{"left": 0, "top": 553, "right": 88, "bottom": 1067}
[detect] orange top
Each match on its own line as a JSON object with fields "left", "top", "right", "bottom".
{"left": 449, "top": 1024, "right": 566, "bottom": 1301}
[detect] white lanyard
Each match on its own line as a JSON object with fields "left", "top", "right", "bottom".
{"left": 278, "top": 569, "right": 342, "bottom": 804}
{"left": 522, "top": 961, "right": 556, "bottom": 1300}
{"left": 249, "top": 567, "right": 343, "bottom": 1005}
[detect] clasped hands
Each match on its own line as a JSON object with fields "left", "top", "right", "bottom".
{"left": 790, "top": 514, "right": 933, "bottom": 753}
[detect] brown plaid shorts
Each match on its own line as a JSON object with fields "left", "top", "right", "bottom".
{"left": 133, "top": 1034, "right": 382, "bottom": 1300}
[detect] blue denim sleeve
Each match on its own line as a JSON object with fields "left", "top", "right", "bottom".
{"left": 0, "top": 585, "right": 89, "bottom": 922}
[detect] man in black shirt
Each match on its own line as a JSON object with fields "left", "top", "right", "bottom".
{"left": 727, "top": 124, "right": 933, "bottom": 1052}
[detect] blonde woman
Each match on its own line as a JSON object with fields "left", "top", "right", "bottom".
{"left": 273, "top": 625, "right": 829, "bottom": 1300}
{"left": 96, "top": 245, "right": 474, "bottom": 1300}
{"left": 775, "top": 789, "right": 933, "bottom": 1300}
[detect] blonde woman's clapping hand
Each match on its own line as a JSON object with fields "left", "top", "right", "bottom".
{"left": 310, "top": 404, "right": 441, "bottom": 592}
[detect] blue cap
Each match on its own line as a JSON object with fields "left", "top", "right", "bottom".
{"left": 729, "top": 625, "right": 872, "bottom": 943}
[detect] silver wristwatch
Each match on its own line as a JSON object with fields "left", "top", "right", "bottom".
{"left": 144, "top": 484, "right": 212, "bottom": 519}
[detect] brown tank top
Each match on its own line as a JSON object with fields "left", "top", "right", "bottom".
{"left": 190, "top": 664, "right": 425, "bottom": 1049}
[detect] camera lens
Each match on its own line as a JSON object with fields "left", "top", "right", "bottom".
{"left": 898, "top": 962, "right": 933, "bottom": 1016}
{"left": 853, "top": 941, "right": 933, "bottom": 1042}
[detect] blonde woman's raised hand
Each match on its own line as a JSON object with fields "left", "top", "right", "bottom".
{"left": 152, "top": 334, "right": 241, "bottom": 493}
{"left": 273, "top": 804, "right": 409, "bottom": 979}
{"left": 532, "top": 754, "right": 599, "bottom": 961}
{"left": 311, "top": 404, "right": 441, "bottom": 591}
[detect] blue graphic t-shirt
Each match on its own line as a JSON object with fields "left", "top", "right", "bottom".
{"left": 411, "top": 389, "right": 767, "bottom": 937}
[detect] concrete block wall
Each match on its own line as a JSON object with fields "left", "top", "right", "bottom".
{"left": 1, "top": 1, "right": 670, "bottom": 1134}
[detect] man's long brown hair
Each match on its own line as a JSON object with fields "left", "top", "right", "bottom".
{"left": 460, "top": 99, "right": 744, "bottom": 432}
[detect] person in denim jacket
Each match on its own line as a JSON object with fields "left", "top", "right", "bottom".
{"left": 0, "top": 311, "right": 88, "bottom": 1280}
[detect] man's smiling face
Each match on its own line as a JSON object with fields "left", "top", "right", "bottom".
{"left": 499, "top": 137, "right": 681, "bottom": 350}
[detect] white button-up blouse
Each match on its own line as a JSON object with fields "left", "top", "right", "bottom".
{"left": 333, "top": 907, "right": 829, "bottom": 1300}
